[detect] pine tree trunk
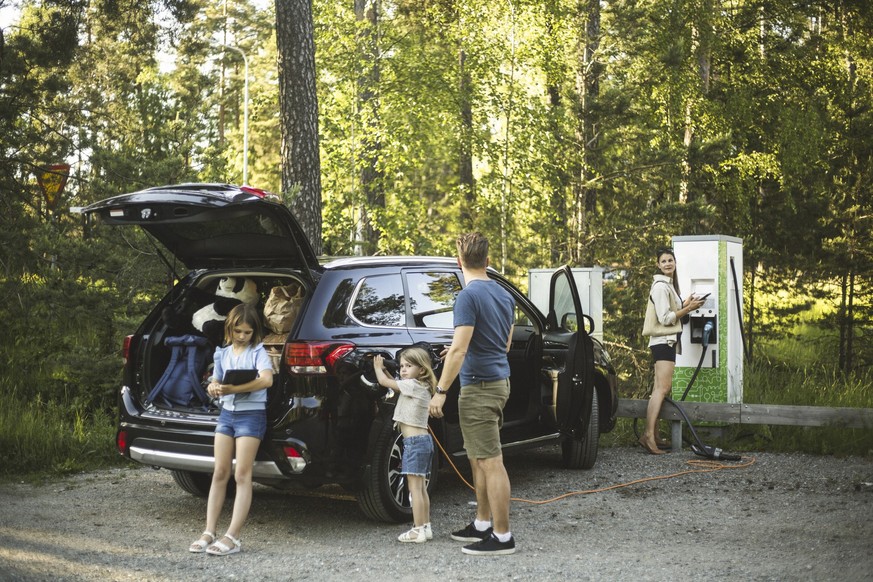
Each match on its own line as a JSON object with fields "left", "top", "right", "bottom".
{"left": 459, "top": 49, "right": 475, "bottom": 232}
{"left": 572, "top": 0, "right": 600, "bottom": 265}
{"left": 355, "top": 0, "right": 383, "bottom": 256}
{"left": 544, "top": 4, "right": 568, "bottom": 266}
{"left": 547, "top": 81, "right": 566, "bottom": 266}
{"left": 839, "top": 272, "right": 848, "bottom": 372}
{"left": 847, "top": 270, "right": 855, "bottom": 373}
{"left": 275, "top": 0, "right": 323, "bottom": 254}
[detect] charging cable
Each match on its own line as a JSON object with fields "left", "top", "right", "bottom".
{"left": 672, "top": 320, "right": 743, "bottom": 461}
{"left": 428, "top": 425, "right": 753, "bottom": 504}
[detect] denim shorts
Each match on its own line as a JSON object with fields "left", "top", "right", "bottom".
{"left": 458, "top": 378, "right": 510, "bottom": 459}
{"left": 401, "top": 434, "right": 434, "bottom": 477}
{"left": 215, "top": 407, "right": 267, "bottom": 440}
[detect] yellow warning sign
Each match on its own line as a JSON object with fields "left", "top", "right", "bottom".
{"left": 36, "top": 164, "right": 71, "bottom": 210}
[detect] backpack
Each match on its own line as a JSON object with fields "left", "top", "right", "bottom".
{"left": 147, "top": 335, "right": 212, "bottom": 408}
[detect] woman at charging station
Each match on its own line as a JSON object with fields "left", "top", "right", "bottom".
{"left": 640, "top": 247, "right": 705, "bottom": 454}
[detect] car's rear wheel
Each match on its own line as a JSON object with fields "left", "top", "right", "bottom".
{"left": 562, "top": 389, "right": 599, "bottom": 469}
{"left": 171, "top": 469, "right": 236, "bottom": 498}
{"left": 357, "top": 417, "right": 439, "bottom": 522}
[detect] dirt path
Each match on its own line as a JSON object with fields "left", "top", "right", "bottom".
{"left": 1, "top": 446, "right": 871, "bottom": 581}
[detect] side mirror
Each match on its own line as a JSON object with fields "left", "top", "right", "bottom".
{"left": 561, "top": 312, "right": 578, "bottom": 332}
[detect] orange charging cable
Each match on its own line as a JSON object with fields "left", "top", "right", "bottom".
{"left": 428, "top": 427, "right": 756, "bottom": 505}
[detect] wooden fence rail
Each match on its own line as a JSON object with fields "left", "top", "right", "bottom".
{"left": 617, "top": 399, "right": 873, "bottom": 429}
{"left": 617, "top": 399, "right": 873, "bottom": 452}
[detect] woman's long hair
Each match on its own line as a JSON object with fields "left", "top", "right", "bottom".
{"left": 655, "top": 247, "right": 682, "bottom": 297}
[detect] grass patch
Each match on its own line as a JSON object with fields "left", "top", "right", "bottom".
{"left": 0, "top": 389, "right": 129, "bottom": 481}
{"left": 733, "top": 356, "right": 873, "bottom": 457}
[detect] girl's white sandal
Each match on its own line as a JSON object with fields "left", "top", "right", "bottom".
{"left": 397, "top": 526, "right": 427, "bottom": 543}
{"left": 189, "top": 531, "right": 215, "bottom": 553}
{"left": 206, "top": 533, "right": 241, "bottom": 556}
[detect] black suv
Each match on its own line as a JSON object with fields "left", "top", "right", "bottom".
{"left": 84, "top": 183, "right": 618, "bottom": 522}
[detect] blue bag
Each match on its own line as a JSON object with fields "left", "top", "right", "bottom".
{"left": 147, "top": 335, "right": 212, "bottom": 408}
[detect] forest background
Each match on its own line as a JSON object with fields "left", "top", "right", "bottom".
{"left": 0, "top": 0, "right": 871, "bottom": 475}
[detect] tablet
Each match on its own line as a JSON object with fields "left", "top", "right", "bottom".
{"left": 221, "top": 369, "right": 259, "bottom": 385}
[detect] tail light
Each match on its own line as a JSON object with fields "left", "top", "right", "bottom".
{"left": 283, "top": 444, "right": 307, "bottom": 472}
{"left": 116, "top": 430, "right": 129, "bottom": 455}
{"left": 121, "top": 335, "right": 133, "bottom": 365}
{"left": 284, "top": 341, "right": 355, "bottom": 375}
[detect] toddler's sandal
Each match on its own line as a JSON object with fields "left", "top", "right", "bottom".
{"left": 189, "top": 531, "right": 215, "bottom": 553}
{"left": 206, "top": 533, "right": 241, "bottom": 556}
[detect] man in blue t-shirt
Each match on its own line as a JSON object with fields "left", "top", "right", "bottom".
{"left": 429, "top": 232, "right": 516, "bottom": 556}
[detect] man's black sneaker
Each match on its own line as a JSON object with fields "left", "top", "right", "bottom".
{"left": 461, "top": 533, "right": 516, "bottom": 556}
{"left": 450, "top": 521, "right": 492, "bottom": 542}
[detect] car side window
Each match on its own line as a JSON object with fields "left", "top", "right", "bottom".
{"left": 351, "top": 274, "right": 406, "bottom": 327}
{"left": 513, "top": 302, "right": 534, "bottom": 327}
{"left": 491, "top": 278, "right": 534, "bottom": 327}
{"left": 553, "top": 273, "right": 579, "bottom": 332}
{"left": 407, "top": 271, "right": 461, "bottom": 329}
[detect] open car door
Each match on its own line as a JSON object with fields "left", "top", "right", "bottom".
{"left": 548, "top": 267, "right": 596, "bottom": 437}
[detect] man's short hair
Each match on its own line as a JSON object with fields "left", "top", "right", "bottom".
{"left": 457, "top": 232, "right": 489, "bottom": 268}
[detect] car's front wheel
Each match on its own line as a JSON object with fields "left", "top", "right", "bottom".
{"left": 561, "top": 389, "right": 600, "bottom": 469}
{"left": 357, "top": 416, "right": 439, "bottom": 522}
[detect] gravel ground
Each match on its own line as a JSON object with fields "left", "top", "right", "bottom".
{"left": 1, "top": 445, "right": 871, "bottom": 582}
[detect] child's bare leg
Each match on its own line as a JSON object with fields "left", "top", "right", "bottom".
{"left": 224, "top": 436, "right": 261, "bottom": 539}
{"left": 407, "top": 474, "right": 430, "bottom": 526}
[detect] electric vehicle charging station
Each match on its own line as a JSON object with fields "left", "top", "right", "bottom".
{"left": 528, "top": 267, "right": 604, "bottom": 341}
{"left": 671, "top": 235, "right": 744, "bottom": 405}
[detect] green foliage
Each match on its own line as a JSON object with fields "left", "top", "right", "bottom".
{"left": 728, "top": 356, "right": 873, "bottom": 457}
{"left": 0, "top": 264, "right": 158, "bottom": 409}
{"left": 0, "top": 390, "right": 125, "bottom": 478}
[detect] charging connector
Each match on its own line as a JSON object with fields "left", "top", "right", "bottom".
{"left": 702, "top": 320, "right": 714, "bottom": 347}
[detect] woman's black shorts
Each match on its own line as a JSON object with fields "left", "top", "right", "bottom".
{"left": 650, "top": 343, "right": 676, "bottom": 363}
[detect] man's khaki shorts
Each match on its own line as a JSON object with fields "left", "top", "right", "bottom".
{"left": 458, "top": 378, "right": 510, "bottom": 459}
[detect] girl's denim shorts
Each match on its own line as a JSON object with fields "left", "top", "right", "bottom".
{"left": 401, "top": 434, "right": 434, "bottom": 477}
{"left": 216, "top": 407, "right": 267, "bottom": 440}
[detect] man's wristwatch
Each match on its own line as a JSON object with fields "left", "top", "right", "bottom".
{"left": 435, "top": 386, "right": 448, "bottom": 395}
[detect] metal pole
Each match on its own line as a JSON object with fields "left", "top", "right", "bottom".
{"left": 218, "top": 44, "right": 249, "bottom": 185}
